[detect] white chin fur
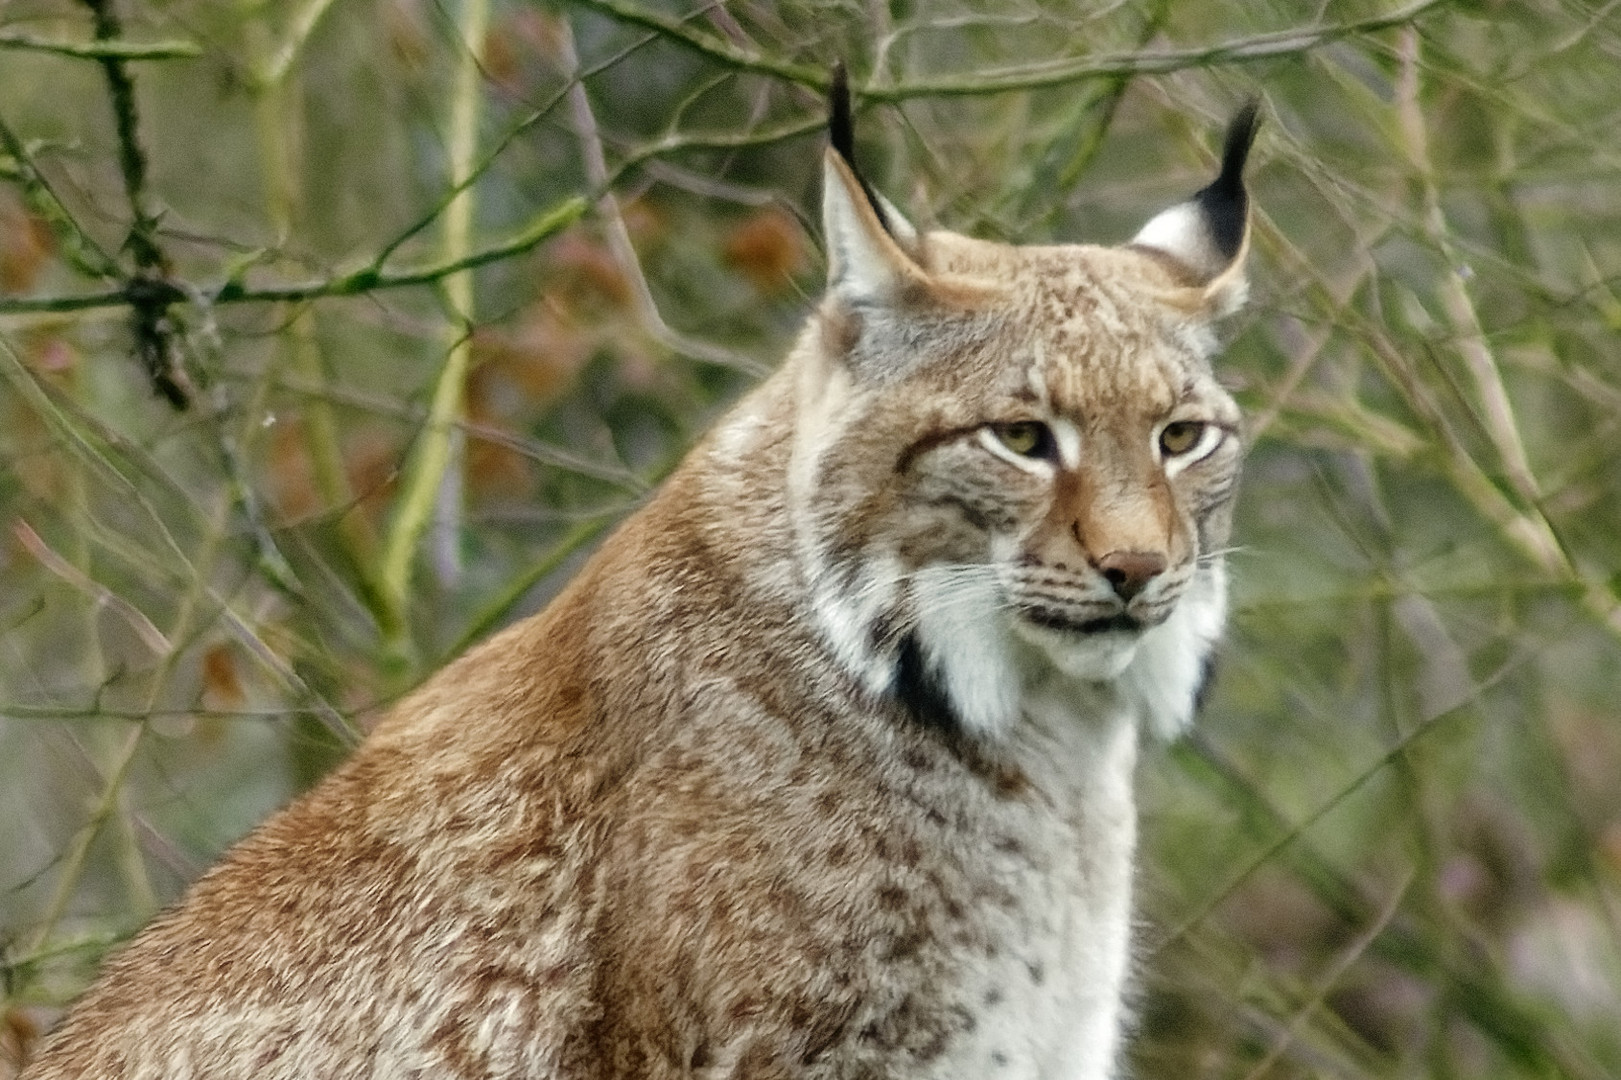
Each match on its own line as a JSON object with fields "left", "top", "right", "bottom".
{"left": 1119, "top": 562, "right": 1227, "bottom": 741}
{"left": 1012, "top": 622, "right": 1141, "bottom": 683}
{"left": 911, "top": 566, "right": 1021, "bottom": 738}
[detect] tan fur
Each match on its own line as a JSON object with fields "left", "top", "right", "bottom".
{"left": 24, "top": 123, "right": 1252, "bottom": 1079}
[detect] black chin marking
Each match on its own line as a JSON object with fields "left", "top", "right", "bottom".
{"left": 1192, "top": 651, "right": 1220, "bottom": 717}
{"left": 894, "top": 632, "right": 960, "bottom": 737}
{"left": 1192, "top": 99, "right": 1260, "bottom": 262}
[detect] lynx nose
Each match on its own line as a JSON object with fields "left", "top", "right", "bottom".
{"left": 1096, "top": 550, "right": 1167, "bottom": 602}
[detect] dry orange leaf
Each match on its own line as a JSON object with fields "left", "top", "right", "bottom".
{"left": 723, "top": 207, "right": 806, "bottom": 295}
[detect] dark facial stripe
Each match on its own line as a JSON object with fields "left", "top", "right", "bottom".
{"left": 894, "top": 632, "right": 960, "bottom": 738}
{"left": 894, "top": 426, "right": 981, "bottom": 476}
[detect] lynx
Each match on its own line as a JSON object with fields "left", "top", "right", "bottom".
{"left": 22, "top": 80, "right": 1258, "bottom": 1079}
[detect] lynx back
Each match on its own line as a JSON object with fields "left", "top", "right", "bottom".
{"left": 23, "top": 88, "right": 1259, "bottom": 1080}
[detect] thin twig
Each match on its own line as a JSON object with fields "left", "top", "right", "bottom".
{"left": 559, "top": 18, "right": 770, "bottom": 378}
{"left": 1394, "top": 31, "right": 1546, "bottom": 517}
{"left": 245, "top": 7, "right": 377, "bottom": 607}
{"left": 572, "top": 0, "right": 1449, "bottom": 100}
{"left": 0, "top": 115, "right": 123, "bottom": 281}
{"left": 1239, "top": 869, "right": 1416, "bottom": 1080}
{"left": 0, "top": 196, "right": 588, "bottom": 317}
{"left": 254, "top": 0, "right": 340, "bottom": 87}
{"left": 12, "top": 520, "right": 170, "bottom": 657}
{"left": 0, "top": 30, "right": 199, "bottom": 60}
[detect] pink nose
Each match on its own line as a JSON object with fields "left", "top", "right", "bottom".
{"left": 1096, "top": 550, "right": 1167, "bottom": 602}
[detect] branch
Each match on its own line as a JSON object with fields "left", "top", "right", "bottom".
{"left": 79, "top": 0, "right": 191, "bottom": 407}
{"left": 0, "top": 30, "right": 200, "bottom": 61}
{"left": 0, "top": 113, "right": 123, "bottom": 281}
{"left": 569, "top": 0, "right": 827, "bottom": 88}
{"left": 573, "top": 0, "right": 1449, "bottom": 100}
{"left": 367, "top": 32, "right": 659, "bottom": 270}
{"left": 376, "top": 0, "right": 492, "bottom": 638}
{"left": 863, "top": 0, "right": 1451, "bottom": 100}
{"left": 561, "top": 17, "right": 769, "bottom": 377}
{"left": 0, "top": 196, "right": 589, "bottom": 315}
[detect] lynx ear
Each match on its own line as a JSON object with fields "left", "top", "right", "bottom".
{"left": 823, "top": 63, "right": 923, "bottom": 305}
{"left": 1131, "top": 101, "right": 1261, "bottom": 313}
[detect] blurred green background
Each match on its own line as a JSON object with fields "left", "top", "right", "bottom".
{"left": 2, "top": 0, "right": 1619, "bottom": 1076}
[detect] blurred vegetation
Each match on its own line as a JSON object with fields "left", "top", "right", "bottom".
{"left": 2, "top": 0, "right": 1619, "bottom": 1075}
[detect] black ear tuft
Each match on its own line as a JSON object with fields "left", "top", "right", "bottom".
{"left": 826, "top": 61, "right": 892, "bottom": 236}
{"left": 829, "top": 61, "right": 856, "bottom": 165}
{"left": 1192, "top": 99, "right": 1261, "bottom": 262}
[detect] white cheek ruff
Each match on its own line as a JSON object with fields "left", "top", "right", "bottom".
{"left": 910, "top": 565, "right": 1022, "bottom": 737}
{"left": 1120, "top": 559, "right": 1227, "bottom": 740}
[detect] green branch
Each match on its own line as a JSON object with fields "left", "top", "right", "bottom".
{"left": 0, "top": 114, "right": 123, "bottom": 281}
{"left": 861, "top": 0, "right": 1450, "bottom": 100}
{"left": 376, "top": 0, "right": 493, "bottom": 647}
{"left": 0, "top": 30, "right": 200, "bottom": 61}
{"left": 0, "top": 196, "right": 588, "bottom": 316}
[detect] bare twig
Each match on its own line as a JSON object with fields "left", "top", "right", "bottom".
{"left": 572, "top": 0, "right": 1449, "bottom": 100}
{"left": 559, "top": 18, "right": 770, "bottom": 378}
{"left": 12, "top": 520, "right": 170, "bottom": 657}
{"left": 254, "top": 0, "right": 340, "bottom": 87}
{"left": 1239, "top": 869, "right": 1416, "bottom": 1080}
{"left": 78, "top": 0, "right": 191, "bottom": 407}
{"left": 245, "top": 7, "right": 374, "bottom": 601}
{"left": 1394, "top": 30, "right": 1543, "bottom": 510}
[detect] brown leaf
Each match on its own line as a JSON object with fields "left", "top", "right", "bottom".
{"left": 201, "top": 642, "right": 246, "bottom": 710}
{"left": 264, "top": 414, "right": 320, "bottom": 523}
{"left": 723, "top": 208, "right": 806, "bottom": 295}
{"left": 0, "top": 197, "right": 54, "bottom": 295}
{"left": 548, "top": 229, "right": 631, "bottom": 309}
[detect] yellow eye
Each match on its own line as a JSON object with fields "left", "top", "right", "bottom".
{"left": 1160, "top": 421, "right": 1207, "bottom": 458}
{"left": 992, "top": 421, "right": 1050, "bottom": 458}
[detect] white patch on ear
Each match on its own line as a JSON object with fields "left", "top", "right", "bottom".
{"left": 1133, "top": 202, "right": 1219, "bottom": 277}
{"left": 1120, "top": 560, "right": 1228, "bottom": 740}
{"left": 1132, "top": 201, "right": 1250, "bottom": 315}
{"left": 912, "top": 565, "right": 1021, "bottom": 737}
{"left": 822, "top": 150, "right": 925, "bottom": 306}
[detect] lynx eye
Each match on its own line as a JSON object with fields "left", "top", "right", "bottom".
{"left": 1159, "top": 420, "right": 1209, "bottom": 458}
{"left": 990, "top": 421, "right": 1053, "bottom": 459}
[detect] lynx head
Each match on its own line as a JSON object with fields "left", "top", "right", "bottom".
{"left": 786, "top": 80, "right": 1258, "bottom": 742}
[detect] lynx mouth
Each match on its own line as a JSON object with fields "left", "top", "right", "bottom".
{"left": 1021, "top": 608, "right": 1142, "bottom": 636}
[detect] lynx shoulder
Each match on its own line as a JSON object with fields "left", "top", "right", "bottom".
{"left": 22, "top": 89, "right": 1260, "bottom": 1079}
